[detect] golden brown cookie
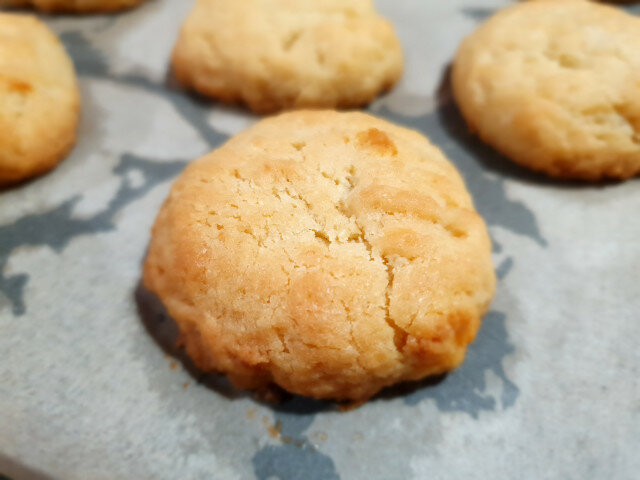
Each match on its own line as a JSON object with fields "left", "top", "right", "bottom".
{"left": 143, "top": 110, "right": 495, "bottom": 402}
{"left": 0, "top": 0, "right": 147, "bottom": 13}
{"left": 453, "top": 0, "right": 640, "bottom": 180}
{"left": 171, "top": 0, "right": 403, "bottom": 114}
{"left": 0, "top": 14, "right": 80, "bottom": 186}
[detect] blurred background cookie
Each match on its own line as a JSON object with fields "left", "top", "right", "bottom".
{"left": 0, "top": 0, "right": 147, "bottom": 13}
{"left": 0, "top": 13, "right": 79, "bottom": 186}
{"left": 453, "top": 0, "right": 640, "bottom": 180}
{"left": 143, "top": 110, "right": 495, "bottom": 402}
{"left": 172, "top": 0, "right": 403, "bottom": 113}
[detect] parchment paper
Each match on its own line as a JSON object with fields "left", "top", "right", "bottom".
{"left": 1, "top": 1, "right": 639, "bottom": 479}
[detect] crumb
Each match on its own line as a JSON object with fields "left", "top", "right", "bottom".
{"left": 312, "top": 432, "right": 328, "bottom": 442}
{"left": 262, "top": 417, "right": 283, "bottom": 439}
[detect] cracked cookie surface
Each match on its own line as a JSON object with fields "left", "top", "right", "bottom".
{"left": 143, "top": 110, "right": 495, "bottom": 402}
{"left": 171, "top": 0, "right": 403, "bottom": 113}
{"left": 0, "top": 0, "right": 147, "bottom": 13}
{"left": 453, "top": 0, "right": 640, "bottom": 180}
{"left": 0, "top": 14, "right": 79, "bottom": 186}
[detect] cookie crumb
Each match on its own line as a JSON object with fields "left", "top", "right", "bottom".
{"left": 312, "top": 432, "right": 328, "bottom": 442}
{"left": 262, "top": 417, "right": 283, "bottom": 439}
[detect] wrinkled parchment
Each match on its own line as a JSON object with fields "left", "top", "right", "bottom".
{"left": 1, "top": 1, "right": 639, "bottom": 479}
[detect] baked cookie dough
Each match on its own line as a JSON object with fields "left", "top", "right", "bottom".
{"left": 0, "top": 14, "right": 80, "bottom": 186}
{"left": 0, "top": 0, "right": 147, "bottom": 12}
{"left": 143, "top": 110, "right": 495, "bottom": 402}
{"left": 453, "top": 0, "right": 640, "bottom": 180}
{"left": 171, "top": 0, "right": 403, "bottom": 113}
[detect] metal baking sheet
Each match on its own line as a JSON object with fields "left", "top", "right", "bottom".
{"left": 2, "top": 1, "right": 639, "bottom": 479}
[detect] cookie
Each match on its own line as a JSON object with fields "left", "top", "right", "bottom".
{"left": 0, "top": 14, "right": 80, "bottom": 186}
{"left": 452, "top": 0, "right": 640, "bottom": 180}
{"left": 143, "top": 110, "right": 495, "bottom": 402}
{"left": 0, "top": 0, "right": 146, "bottom": 12}
{"left": 171, "top": 0, "right": 403, "bottom": 113}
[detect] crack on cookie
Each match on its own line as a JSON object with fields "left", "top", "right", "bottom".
{"left": 313, "top": 229, "right": 331, "bottom": 246}
{"left": 380, "top": 254, "right": 408, "bottom": 353}
{"left": 613, "top": 104, "right": 640, "bottom": 145}
{"left": 340, "top": 164, "right": 409, "bottom": 355}
{"left": 337, "top": 165, "right": 375, "bottom": 259}
{"left": 544, "top": 49, "right": 584, "bottom": 71}
{"left": 282, "top": 30, "right": 303, "bottom": 52}
{"left": 291, "top": 141, "right": 307, "bottom": 151}
{"left": 282, "top": 185, "right": 314, "bottom": 212}
{"left": 315, "top": 50, "right": 327, "bottom": 67}
{"left": 340, "top": 298, "right": 367, "bottom": 372}
{"left": 320, "top": 170, "right": 340, "bottom": 186}
{"left": 274, "top": 328, "right": 290, "bottom": 354}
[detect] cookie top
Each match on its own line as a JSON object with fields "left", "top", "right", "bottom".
{"left": 0, "top": 0, "right": 146, "bottom": 12}
{"left": 0, "top": 14, "right": 80, "bottom": 186}
{"left": 172, "top": 0, "right": 403, "bottom": 113}
{"left": 143, "top": 110, "right": 495, "bottom": 401}
{"left": 453, "top": 0, "right": 640, "bottom": 180}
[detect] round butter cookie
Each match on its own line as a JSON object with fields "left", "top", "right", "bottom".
{"left": 171, "top": 0, "right": 403, "bottom": 113}
{"left": 0, "top": 0, "right": 147, "bottom": 12}
{"left": 143, "top": 110, "right": 495, "bottom": 402}
{"left": 453, "top": 0, "right": 640, "bottom": 180}
{"left": 0, "top": 14, "right": 79, "bottom": 186}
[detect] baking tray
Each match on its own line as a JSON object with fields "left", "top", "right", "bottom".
{"left": 2, "top": 1, "right": 639, "bottom": 479}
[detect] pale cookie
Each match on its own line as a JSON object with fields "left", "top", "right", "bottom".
{"left": 0, "top": 14, "right": 80, "bottom": 186}
{"left": 453, "top": 0, "right": 640, "bottom": 180}
{"left": 143, "top": 110, "right": 495, "bottom": 402}
{"left": 172, "top": 0, "right": 403, "bottom": 113}
{"left": 0, "top": 0, "right": 147, "bottom": 13}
